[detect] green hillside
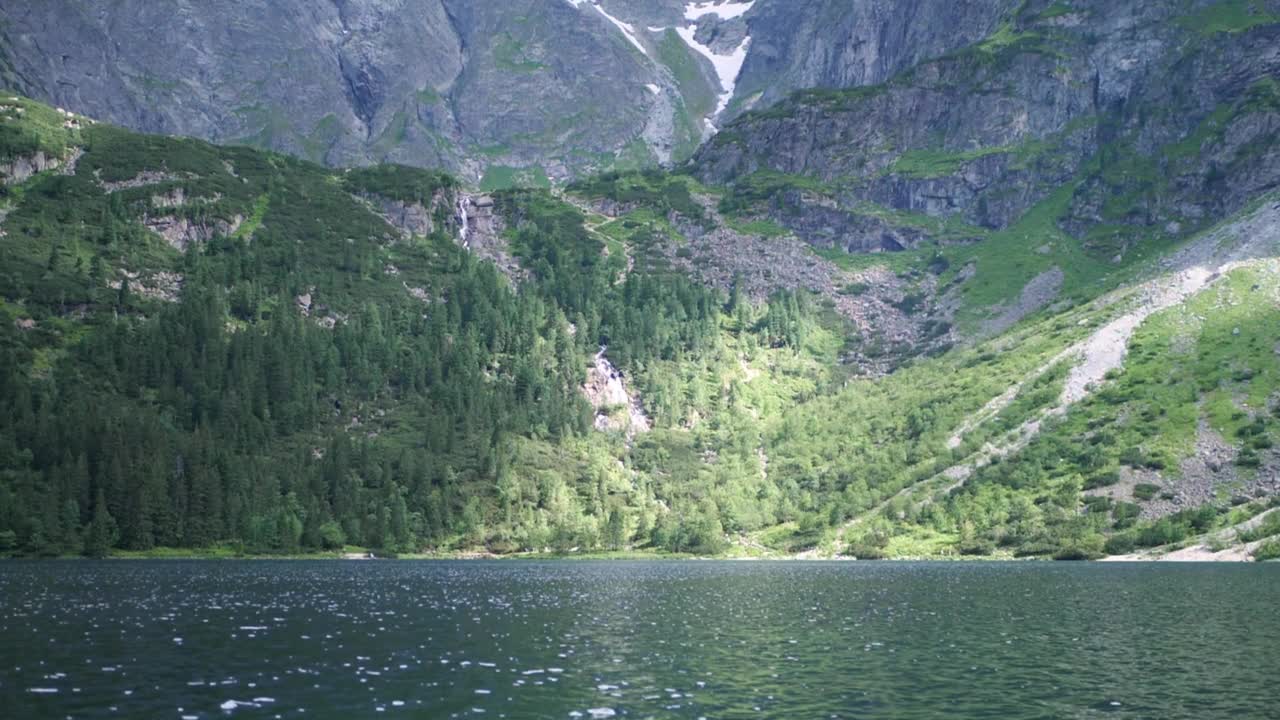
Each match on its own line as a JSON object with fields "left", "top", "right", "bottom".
{"left": 1, "top": 94, "right": 1277, "bottom": 561}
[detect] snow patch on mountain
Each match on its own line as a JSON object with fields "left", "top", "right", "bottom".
{"left": 673, "top": 24, "right": 751, "bottom": 119}
{"left": 685, "top": 1, "right": 756, "bottom": 21}
{"left": 569, "top": 0, "right": 755, "bottom": 132}
{"left": 590, "top": 3, "right": 649, "bottom": 57}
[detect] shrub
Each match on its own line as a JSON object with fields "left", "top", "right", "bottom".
{"left": 317, "top": 521, "right": 346, "bottom": 550}
{"left": 1237, "top": 512, "right": 1280, "bottom": 543}
{"left": 1013, "top": 541, "right": 1059, "bottom": 557}
{"left": 1253, "top": 539, "right": 1280, "bottom": 562}
{"left": 1088, "top": 431, "right": 1116, "bottom": 446}
{"left": 1133, "top": 483, "right": 1160, "bottom": 501}
{"left": 1104, "top": 533, "right": 1136, "bottom": 555}
{"left": 894, "top": 292, "right": 927, "bottom": 315}
{"left": 1085, "top": 470, "right": 1120, "bottom": 489}
{"left": 1184, "top": 506, "right": 1218, "bottom": 533}
{"left": 1054, "top": 546, "right": 1101, "bottom": 561}
{"left": 923, "top": 319, "right": 952, "bottom": 340}
{"left": 1119, "top": 446, "right": 1146, "bottom": 467}
{"left": 1112, "top": 502, "right": 1140, "bottom": 529}
{"left": 843, "top": 543, "right": 887, "bottom": 560}
{"left": 1236, "top": 419, "right": 1267, "bottom": 438}
{"left": 958, "top": 539, "right": 995, "bottom": 556}
{"left": 1083, "top": 495, "right": 1115, "bottom": 513}
{"left": 1135, "top": 518, "right": 1189, "bottom": 548}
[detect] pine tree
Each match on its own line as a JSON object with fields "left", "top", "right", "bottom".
{"left": 605, "top": 508, "right": 627, "bottom": 550}
{"left": 116, "top": 277, "right": 131, "bottom": 310}
{"left": 84, "top": 489, "right": 119, "bottom": 558}
{"left": 59, "top": 499, "right": 82, "bottom": 555}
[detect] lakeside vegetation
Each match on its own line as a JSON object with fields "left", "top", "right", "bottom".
{"left": 1, "top": 90, "right": 1277, "bottom": 563}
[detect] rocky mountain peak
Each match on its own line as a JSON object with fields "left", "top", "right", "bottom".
{"left": 0, "top": 0, "right": 1019, "bottom": 183}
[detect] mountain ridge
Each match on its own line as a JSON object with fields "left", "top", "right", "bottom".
{"left": 0, "top": 0, "right": 1022, "bottom": 183}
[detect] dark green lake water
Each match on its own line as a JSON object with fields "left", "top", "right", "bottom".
{"left": 1, "top": 561, "right": 1276, "bottom": 719}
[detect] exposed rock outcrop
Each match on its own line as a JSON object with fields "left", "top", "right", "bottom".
{"left": 377, "top": 197, "right": 437, "bottom": 239}
{"left": 145, "top": 214, "right": 244, "bottom": 251}
{"left": 583, "top": 345, "right": 651, "bottom": 437}
{"left": 458, "top": 194, "right": 523, "bottom": 283}
{"left": 151, "top": 187, "right": 221, "bottom": 210}
{"left": 99, "top": 171, "right": 188, "bottom": 193}
{"left": 109, "top": 270, "right": 184, "bottom": 303}
{"left": 0, "top": 151, "right": 62, "bottom": 185}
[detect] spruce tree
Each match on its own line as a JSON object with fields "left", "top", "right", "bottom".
{"left": 84, "top": 489, "right": 119, "bottom": 558}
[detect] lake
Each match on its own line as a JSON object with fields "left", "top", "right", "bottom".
{"left": 1, "top": 561, "right": 1276, "bottom": 719}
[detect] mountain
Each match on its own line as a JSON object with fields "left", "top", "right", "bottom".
{"left": 0, "top": 0, "right": 1014, "bottom": 184}
{"left": 1, "top": 0, "right": 1279, "bottom": 561}
{"left": 693, "top": 0, "right": 1280, "bottom": 346}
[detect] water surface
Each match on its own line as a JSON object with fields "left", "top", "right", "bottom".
{"left": 1, "top": 561, "right": 1276, "bottom": 719}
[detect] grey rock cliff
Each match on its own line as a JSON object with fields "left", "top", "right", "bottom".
{"left": 0, "top": 0, "right": 712, "bottom": 180}
{"left": 694, "top": 0, "right": 1280, "bottom": 259}
{"left": 0, "top": 0, "right": 1047, "bottom": 180}
{"left": 731, "top": 0, "right": 1019, "bottom": 115}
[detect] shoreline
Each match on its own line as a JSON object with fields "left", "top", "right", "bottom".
{"left": 2, "top": 549, "right": 1269, "bottom": 562}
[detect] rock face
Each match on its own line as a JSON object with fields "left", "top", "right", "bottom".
{"left": 695, "top": 0, "right": 1280, "bottom": 260}
{"left": 0, "top": 0, "right": 1043, "bottom": 181}
{"left": 0, "top": 150, "right": 61, "bottom": 185}
{"left": 145, "top": 214, "right": 244, "bottom": 252}
{"left": 457, "top": 194, "right": 523, "bottom": 283}
{"left": 4, "top": 1, "right": 1278, "bottom": 262}
{"left": 0, "top": 0, "right": 723, "bottom": 180}
{"left": 375, "top": 197, "right": 440, "bottom": 240}
{"left": 730, "top": 0, "right": 1018, "bottom": 115}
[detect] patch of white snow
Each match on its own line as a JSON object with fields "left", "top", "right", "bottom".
{"left": 673, "top": 24, "right": 751, "bottom": 117}
{"left": 591, "top": 3, "right": 649, "bottom": 56}
{"left": 685, "top": 1, "right": 756, "bottom": 21}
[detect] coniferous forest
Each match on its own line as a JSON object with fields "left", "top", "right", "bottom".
{"left": 2, "top": 86, "right": 1279, "bottom": 561}
{"left": 0, "top": 99, "right": 808, "bottom": 557}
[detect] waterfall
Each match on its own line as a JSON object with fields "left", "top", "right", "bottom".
{"left": 456, "top": 194, "right": 470, "bottom": 249}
